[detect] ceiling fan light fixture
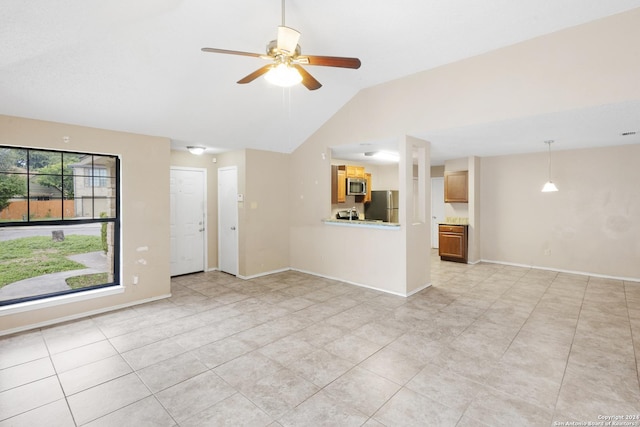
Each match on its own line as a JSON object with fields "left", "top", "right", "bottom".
{"left": 264, "top": 63, "right": 302, "bottom": 87}
{"left": 365, "top": 150, "right": 400, "bottom": 162}
{"left": 187, "top": 145, "right": 206, "bottom": 155}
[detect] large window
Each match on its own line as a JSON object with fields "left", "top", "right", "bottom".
{"left": 0, "top": 146, "right": 120, "bottom": 305}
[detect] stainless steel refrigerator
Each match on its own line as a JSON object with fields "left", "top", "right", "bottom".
{"left": 365, "top": 190, "right": 399, "bottom": 222}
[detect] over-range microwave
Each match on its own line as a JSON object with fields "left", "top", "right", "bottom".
{"left": 346, "top": 177, "right": 367, "bottom": 196}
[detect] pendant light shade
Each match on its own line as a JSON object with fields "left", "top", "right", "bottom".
{"left": 264, "top": 63, "right": 302, "bottom": 87}
{"left": 541, "top": 140, "right": 558, "bottom": 192}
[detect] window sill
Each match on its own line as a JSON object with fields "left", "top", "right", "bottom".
{"left": 0, "top": 285, "right": 125, "bottom": 316}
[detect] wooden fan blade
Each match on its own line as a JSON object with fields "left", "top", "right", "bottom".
{"left": 201, "top": 47, "right": 262, "bottom": 58}
{"left": 237, "top": 65, "right": 273, "bottom": 84}
{"left": 303, "top": 55, "right": 361, "bottom": 69}
{"left": 293, "top": 65, "right": 322, "bottom": 90}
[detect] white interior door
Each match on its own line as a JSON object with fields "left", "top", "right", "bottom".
{"left": 218, "top": 166, "right": 238, "bottom": 275}
{"left": 431, "top": 177, "right": 445, "bottom": 248}
{"left": 170, "top": 167, "right": 206, "bottom": 276}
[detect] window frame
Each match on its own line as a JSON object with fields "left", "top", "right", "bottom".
{"left": 0, "top": 145, "right": 121, "bottom": 306}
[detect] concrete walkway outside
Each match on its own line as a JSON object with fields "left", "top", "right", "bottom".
{"left": 0, "top": 251, "right": 108, "bottom": 301}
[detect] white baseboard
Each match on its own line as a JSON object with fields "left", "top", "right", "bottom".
{"left": 290, "top": 268, "right": 429, "bottom": 297}
{"left": 481, "top": 259, "right": 640, "bottom": 283}
{"left": 406, "top": 282, "right": 432, "bottom": 296}
{"left": 0, "top": 293, "right": 171, "bottom": 337}
{"left": 237, "top": 268, "right": 291, "bottom": 280}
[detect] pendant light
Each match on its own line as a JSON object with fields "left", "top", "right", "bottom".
{"left": 541, "top": 140, "right": 558, "bottom": 192}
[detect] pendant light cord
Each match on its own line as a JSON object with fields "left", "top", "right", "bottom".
{"left": 547, "top": 141, "right": 553, "bottom": 181}
{"left": 547, "top": 142, "right": 551, "bottom": 180}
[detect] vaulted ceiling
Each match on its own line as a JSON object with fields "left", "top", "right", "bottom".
{"left": 2, "top": 1, "right": 640, "bottom": 161}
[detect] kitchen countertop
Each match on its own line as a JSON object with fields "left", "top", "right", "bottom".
{"left": 323, "top": 218, "right": 400, "bottom": 229}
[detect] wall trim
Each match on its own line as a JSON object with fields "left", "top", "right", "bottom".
{"left": 0, "top": 292, "right": 171, "bottom": 337}
{"left": 406, "top": 282, "right": 432, "bottom": 297}
{"left": 291, "top": 268, "right": 419, "bottom": 297}
{"left": 481, "top": 259, "right": 640, "bottom": 283}
{"left": 238, "top": 268, "right": 291, "bottom": 280}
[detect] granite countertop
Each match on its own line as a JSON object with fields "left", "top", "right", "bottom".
{"left": 323, "top": 218, "right": 400, "bottom": 229}
{"left": 440, "top": 217, "right": 469, "bottom": 225}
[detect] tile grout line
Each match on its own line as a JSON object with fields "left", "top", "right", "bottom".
{"left": 623, "top": 280, "right": 640, "bottom": 396}
{"left": 548, "top": 274, "right": 589, "bottom": 425}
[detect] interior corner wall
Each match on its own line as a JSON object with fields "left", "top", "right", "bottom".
{"left": 1, "top": 115, "right": 171, "bottom": 334}
{"left": 242, "top": 149, "right": 290, "bottom": 278}
{"left": 480, "top": 143, "right": 640, "bottom": 280}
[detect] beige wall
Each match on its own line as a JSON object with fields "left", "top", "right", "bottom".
{"left": 431, "top": 165, "right": 445, "bottom": 178}
{"left": 242, "top": 149, "right": 290, "bottom": 278}
{"left": 481, "top": 144, "right": 640, "bottom": 279}
{"left": 1, "top": 115, "right": 171, "bottom": 334}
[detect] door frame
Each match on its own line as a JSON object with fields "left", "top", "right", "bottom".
{"left": 170, "top": 166, "right": 208, "bottom": 275}
{"left": 431, "top": 177, "right": 445, "bottom": 248}
{"left": 217, "top": 166, "right": 239, "bottom": 276}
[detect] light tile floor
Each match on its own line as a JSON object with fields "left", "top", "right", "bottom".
{"left": 1, "top": 252, "right": 639, "bottom": 426}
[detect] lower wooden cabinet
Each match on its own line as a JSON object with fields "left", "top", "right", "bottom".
{"left": 439, "top": 224, "right": 468, "bottom": 263}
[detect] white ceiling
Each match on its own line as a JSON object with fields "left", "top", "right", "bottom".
{"left": 2, "top": 0, "right": 640, "bottom": 162}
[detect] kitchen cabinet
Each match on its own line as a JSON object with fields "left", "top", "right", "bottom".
{"left": 364, "top": 173, "right": 372, "bottom": 203}
{"left": 331, "top": 165, "right": 346, "bottom": 204}
{"left": 439, "top": 224, "right": 468, "bottom": 263}
{"left": 444, "top": 170, "right": 468, "bottom": 203}
{"left": 346, "top": 165, "right": 365, "bottom": 179}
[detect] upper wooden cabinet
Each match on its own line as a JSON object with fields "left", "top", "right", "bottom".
{"left": 331, "top": 165, "right": 346, "bottom": 204}
{"left": 444, "top": 170, "right": 468, "bottom": 203}
{"left": 364, "top": 173, "right": 372, "bottom": 203}
{"left": 345, "top": 165, "right": 365, "bottom": 179}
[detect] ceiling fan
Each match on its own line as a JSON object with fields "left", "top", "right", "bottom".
{"left": 201, "top": 0, "right": 361, "bottom": 90}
